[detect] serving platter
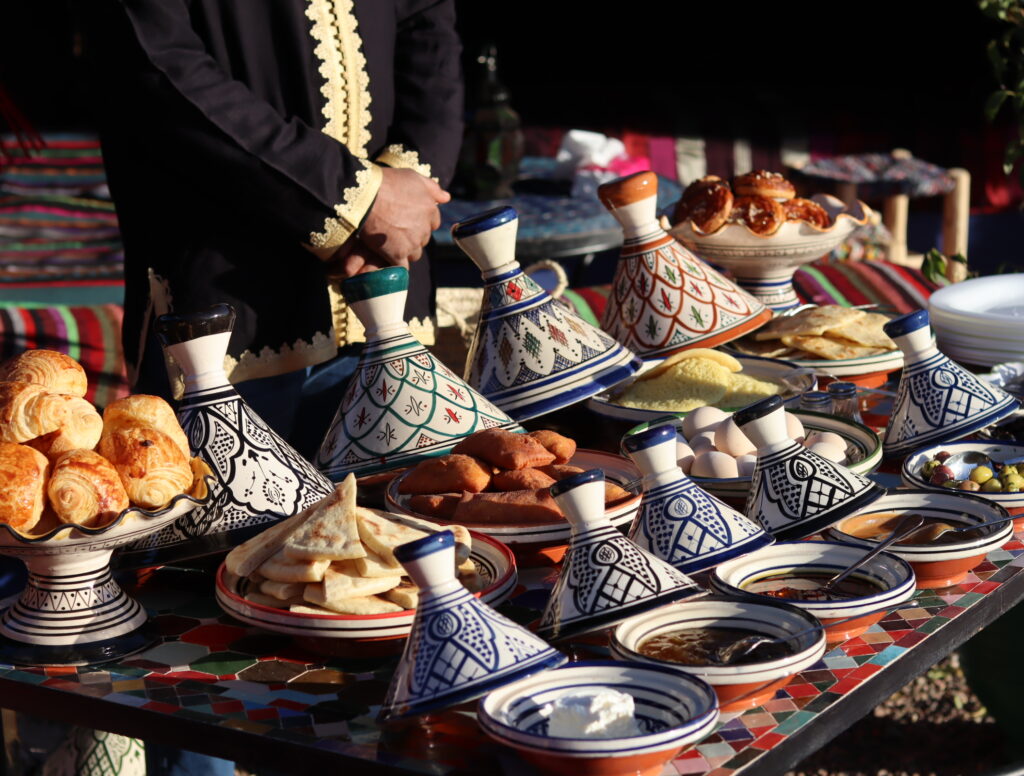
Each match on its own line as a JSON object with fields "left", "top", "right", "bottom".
{"left": 585, "top": 354, "right": 816, "bottom": 424}
{"left": 215, "top": 530, "right": 517, "bottom": 645}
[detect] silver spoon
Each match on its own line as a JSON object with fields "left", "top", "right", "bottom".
{"left": 943, "top": 450, "right": 1024, "bottom": 481}
{"left": 708, "top": 611, "right": 868, "bottom": 666}
{"left": 902, "top": 513, "right": 1017, "bottom": 544}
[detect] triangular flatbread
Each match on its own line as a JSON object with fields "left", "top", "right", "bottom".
{"left": 353, "top": 547, "right": 405, "bottom": 578}
{"left": 259, "top": 579, "right": 306, "bottom": 600}
{"left": 824, "top": 312, "right": 896, "bottom": 350}
{"left": 321, "top": 560, "right": 401, "bottom": 601}
{"left": 225, "top": 505, "right": 317, "bottom": 578}
{"left": 259, "top": 548, "right": 330, "bottom": 583}
{"left": 356, "top": 507, "right": 432, "bottom": 565}
{"left": 283, "top": 474, "right": 366, "bottom": 562}
{"left": 383, "top": 581, "right": 419, "bottom": 609}
{"left": 302, "top": 584, "right": 403, "bottom": 615}
{"left": 781, "top": 334, "right": 887, "bottom": 360}
{"left": 755, "top": 306, "right": 865, "bottom": 341}
{"left": 244, "top": 591, "right": 306, "bottom": 609}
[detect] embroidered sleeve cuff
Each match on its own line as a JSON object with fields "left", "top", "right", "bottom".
{"left": 375, "top": 144, "right": 435, "bottom": 181}
{"left": 307, "top": 160, "right": 383, "bottom": 253}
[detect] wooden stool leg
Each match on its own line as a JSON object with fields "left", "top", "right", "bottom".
{"left": 942, "top": 167, "right": 971, "bottom": 267}
{"left": 883, "top": 193, "right": 910, "bottom": 265}
{"left": 836, "top": 182, "right": 858, "bottom": 207}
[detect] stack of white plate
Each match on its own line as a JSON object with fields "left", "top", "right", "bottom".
{"left": 929, "top": 274, "right": 1024, "bottom": 366}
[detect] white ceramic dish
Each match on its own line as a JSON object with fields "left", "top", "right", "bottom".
{"left": 610, "top": 596, "right": 826, "bottom": 712}
{"left": 215, "top": 530, "right": 517, "bottom": 642}
{"left": 623, "top": 410, "right": 882, "bottom": 502}
{"left": 902, "top": 441, "right": 1024, "bottom": 510}
{"left": 477, "top": 661, "right": 719, "bottom": 768}
{"left": 825, "top": 490, "right": 1013, "bottom": 588}
{"left": 586, "top": 354, "right": 816, "bottom": 424}
{"left": 384, "top": 449, "right": 641, "bottom": 547}
{"left": 929, "top": 274, "right": 1024, "bottom": 325}
{"left": 710, "top": 541, "right": 916, "bottom": 643}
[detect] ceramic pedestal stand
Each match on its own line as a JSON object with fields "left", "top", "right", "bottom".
{"left": 537, "top": 469, "right": 702, "bottom": 642}
{"left": 316, "top": 267, "right": 522, "bottom": 479}
{"left": 735, "top": 395, "right": 884, "bottom": 540}
{"left": 453, "top": 206, "right": 641, "bottom": 420}
{"left": 118, "top": 305, "right": 333, "bottom": 568}
{"left": 597, "top": 171, "right": 771, "bottom": 358}
{"left": 379, "top": 531, "right": 566, "bottom": 721}
{"left": 623, "top": 424, "right": 772, "bottom": 573}
{"left": 0, "top": 484, "right": 210, "bottom": 666}
{"left": 882, "top": 309, "right": 1019, "bottom": 459}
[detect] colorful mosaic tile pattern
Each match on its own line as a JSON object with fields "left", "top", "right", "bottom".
{"left": 0, "top": 533, "right": 1023, "bottom": 775}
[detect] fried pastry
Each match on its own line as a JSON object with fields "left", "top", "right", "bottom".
{"left": 491, "top": 468, "right": 557, "bottom": 491}
{"left": 97, "top": 425, "right": 193, "bottom": 509}
{"left": 604, "top": 481, "right": 632, "bottom": 505}
{"left": 407, "top": 493, "right": 461, "bottom": 520}
{"left": 728, "top": 196, "right": 785, "bottom": 235}
{"left": 527, "top": 430, "right": 576, "bottom": 464}
{"left": 0, "top": 350, "right": 88, "bottom": 398}
{"left": 538, "top": 464, "right": 585, "bottom": 481}
{"left": 47, "top": 449, "right": 130, "bottom": 528}
{"left": 398, "top": 453, "right": 492, "bottom": 495}
{"left": 673, "top": 176, "right": 733, "bottom": 233}
{"left": 0, "top": 442, "right": 49, "bottom": 533}
{"left": 453, "top": 488, "right": 564, "bottom": 524}
{"left": 733, "top": 170, "right": 795, "bottom": 200}
{"left": 452, "top": 429, "right": 556, "bottom": 470}
{"left": 783, "top": 198, "right": 831, "bottom": 229}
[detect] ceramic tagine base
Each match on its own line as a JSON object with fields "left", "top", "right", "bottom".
{"left": 453, "top": 206, "right": 641, "bottom": 421}
{"left": 116, "top": 305, "right": 334, "bottom": 569}
{"left": 0, "top": 478, "right": 210, "bottom": 666}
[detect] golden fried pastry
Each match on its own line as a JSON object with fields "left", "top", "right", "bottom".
{"left": 47, "top": 449, "right": 130, "bottom": 528}
{"left": 407, "top": 494, "right": 461, "bottom": 520}
{"left": 454, "top": 489, "right": 564, "bottom": 524}
{"left": 97, "top": 426, "right": 193, "bottom": 509}
{"left": 783, "top": 198, "right": 831, "bottom": 229}
{"left": 733, "top": 170, "right": 795, "bottom": 200}
{"left": 452, "top": 429, "right": 556, "bottom": 471}
{"left": 605, "top": 481, "right": 632, "bottom": 505}
{"left": 491, "top": 468, "right": 557, "bottom": 491}
{"left": 728, "top": 196, "right": 785, "bottom": 235}
{"left": 398, "top": 454, "right": 492, "bottom": 495}
{"left": 538, "top": 464, "right": 586, "bottom": 481}
{"left": 103, "top": 394, "right": 190, "bottom": 460}
{"left": 673, "top": 176, "right": 733, "bottom": 233}
{"left": 0, "top": 350, "right": 88, "bottom": 397}
{"left": 527, "top": 430, "right": 576, "bottom": 465}
{"left": 0, "top": 442, "right": 49, "bottom": 533}
{"left": 0, "top": 381, "right": 102, "bottom": 450}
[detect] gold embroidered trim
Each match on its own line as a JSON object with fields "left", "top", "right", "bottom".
{"left": 305, "top": 0, "right": 372, "bottom": 156}
{"left": 308, "top": 160, "right": 382, "bottom": 249}
{"left": 224, "top": 330, "right": 337, "bottom": 384}
{"left": 376, "top": 144, "right": 434, "bottom": 180}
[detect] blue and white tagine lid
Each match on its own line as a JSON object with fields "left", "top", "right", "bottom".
{"left": 537, "top": 469, "right": 702, "bottom": 642}
{"left": 379, "top": 531, "right": 567, "bottom": 721}
{"left": 734, "top": 396, "right": 884, "bottom": 541}
{"left": 882, "top": 309, "right": 1019, "bottom": 459}
{"left": 623, "top": 424, "right": 772, "bottom": 573}
{"left": 453, "top": 207, "right": 641, "bottom": 421}
{"left": 315, "top": 267, "right": 523, "bottom": 480}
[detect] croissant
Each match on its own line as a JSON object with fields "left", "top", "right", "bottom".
{"left": 0, "top": 442, "right": 50, "bottom": 533}
{"left": 48, "top": 449, "right": 130, "bottom": 528}
{"left": 102, "top": 394, "right": 190, "bottom": 459}
{"left": 0, "top": 381, "right": 103, "bottom": 449}
{"left": 0, "top": 349, "right": 88, "bottom": 398}
{"left": 97, "top": 426, "right": 193, "bottom": 509}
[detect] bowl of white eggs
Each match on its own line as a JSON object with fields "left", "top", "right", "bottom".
{"left": 622, "top": 408, "right": 883, "bottom": 502}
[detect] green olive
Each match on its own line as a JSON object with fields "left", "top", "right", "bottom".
{"left": 982, "top": 478, "right": 1004, "bottom": 493}
{"left": 921, "top": 460, "right": 940, "bottom": 479}
{"left": 1008, "top": 484, "right": 1021, "bottom": 493}
{"left": 942, "top": 479, "right": 962, "bottom": 489}
{"left": 1002, "top": 464, "right": 1019, "bottom": 478}
{"left": 1005, "top": 475, "right": 1024, "bottom": 490}
{"left": 971, "top": 466, "right": 994, "bottom": 484}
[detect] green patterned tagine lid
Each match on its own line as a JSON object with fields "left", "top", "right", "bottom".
{"left": 316, "top": 267, "right": 523, "bottom": 480}
{"left": 453, "top": 206, "right": 641, "bottom": 421}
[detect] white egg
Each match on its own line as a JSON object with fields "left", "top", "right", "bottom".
{"left": 736, "top": 454, "right": 758, "bottom": 476}
{"left": 689, "top": 429, "right": 717, "bottom": 453}
{"left": 816, "top": 431, "right": 847, "bottom": 449}
{"left": 691, "top": 450, "right": 740, "bottom": 479}
{"left": 682, "top": 406, "right": 730, "bottom": 439}
{"left": 714, "top": 418, "right": 756, "bottom": 457}
{"left": 785, "top": 412, "right": 805, "bottom": 443}
{"left": 676, "top": 442, "right": 695, "bottom": 474}
{"left": 807, "top": 441, "right": 847, "bottom": 463}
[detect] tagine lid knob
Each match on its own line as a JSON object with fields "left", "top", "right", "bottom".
{"left": 452, "top": 206, "right": 519, "bottom": 275}
{"left": 342, "top": 266, "right": 409, "bottom": 337}
{"left": 550, "top": 469, "right": 611, "bottom": 533}
{"left": 155, "top": 304, "right": 236, "bottom": 347}
{"left": 622, "top": 424, "right": 679, "bottom": 479}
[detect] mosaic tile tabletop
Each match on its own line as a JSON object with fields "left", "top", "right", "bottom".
{"left": 1, "top": 530, "right": 1024, "bottom": 776}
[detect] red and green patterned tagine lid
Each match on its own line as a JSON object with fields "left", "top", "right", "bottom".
{"left": 598, "top": 172, "right": 771, "bottom": 358}
{"left": 315, "top": 267, "right": 523, "bottom": 480}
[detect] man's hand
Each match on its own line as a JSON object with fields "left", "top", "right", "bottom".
{"left": 330, "top": 242, "right": 388, "bottom": 278}
{"left": 359, "top": 167, "right": 450, "bottom": 266}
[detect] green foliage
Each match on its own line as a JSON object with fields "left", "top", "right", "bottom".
{"left": 981, "top": 0, "right": 1024, "bottom": 182}
{"left": 921, "top": 249, "right": 969, "bottom": 285}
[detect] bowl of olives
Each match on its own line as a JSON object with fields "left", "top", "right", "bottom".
{"left": 902, "top": 441, "right": 1024, "bottom": 524}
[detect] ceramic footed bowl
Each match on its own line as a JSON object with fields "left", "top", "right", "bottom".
{"left": 214, "top": 530, "right": 517, "bottom": 650}
{"left": 0, "top": 466, "right": 212, "bottom": 666}
{"left": 610, "top": 596, "right": 826, "bottom": 712}
{"left": 477, "top": 661, "right": 719, "bottom": 776}
{"left": 671, "top": 196, "right": 871, "bottom": 310}
{"left": 710, "top": 541, "right": 916, "bottom": 644}
{"left": 622, "top": 409, "right": 882, "bottom": 505}
{"left": 825, "top": 490, "right": 1013, "bottom": 589}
